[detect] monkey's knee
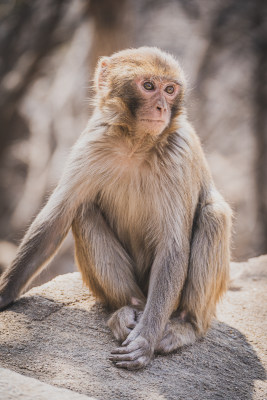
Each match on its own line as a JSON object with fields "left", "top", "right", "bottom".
{"left": 108, "top": 306, "right": 142, "bottom": 342}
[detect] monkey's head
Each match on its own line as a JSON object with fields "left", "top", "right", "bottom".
{"left": 94, "top": 47, "right": 186, "bottom": 136}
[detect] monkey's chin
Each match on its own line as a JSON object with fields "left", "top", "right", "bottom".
{"left": 138, "top": 119, "right": 167, "bottom": 136}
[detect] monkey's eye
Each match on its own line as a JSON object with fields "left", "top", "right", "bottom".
{"left": 143, "top": 81, "right": 154, "bottom": 91}
{"left": 165, "top": 85, "right": 175, "bottom": 94}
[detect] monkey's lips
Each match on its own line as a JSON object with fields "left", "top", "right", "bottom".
{"left": 141, "top": 119, "right": 165, "bottom": 123}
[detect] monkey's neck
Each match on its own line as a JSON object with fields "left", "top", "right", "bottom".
{"left": 127, "top": 134, "right": 151, "bottom": 157}
{"left": 88, "top": 109, "right": 185, "bottom": 155}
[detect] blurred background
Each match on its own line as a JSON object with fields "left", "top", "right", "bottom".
{"left": 0, "top": 0, "right": 266, "bottom": 286}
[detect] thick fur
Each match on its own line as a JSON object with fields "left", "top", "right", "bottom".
{"left": 0, "top": 47, "right": 232, "bottom": 369}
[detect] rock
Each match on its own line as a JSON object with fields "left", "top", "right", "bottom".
{"left": 0, "top": 367, "right": 94, "bottom": 400}
{"left": 0, "top": 256, "right": 266, "bottom": 400}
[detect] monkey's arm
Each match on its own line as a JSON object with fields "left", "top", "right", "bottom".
{"left": 72, "top": 203, "right": 146, "bottom": 309}
{"left": 0, "top": 139, "right": 94, "bottom": 309}
{"left": 110, "top": 236, "right": 190, "bottom": 369}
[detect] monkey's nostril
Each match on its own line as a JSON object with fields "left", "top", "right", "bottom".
{"left": 157, "top": 106, "right": 162, "bottom": 111}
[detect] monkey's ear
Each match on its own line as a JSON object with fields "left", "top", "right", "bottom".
{"left": 95, "top": 57, "right": 111, "bottom": 91}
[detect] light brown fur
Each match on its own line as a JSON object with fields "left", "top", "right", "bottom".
{"left": 0, "top": 47, "right": 231, "bottom": 370}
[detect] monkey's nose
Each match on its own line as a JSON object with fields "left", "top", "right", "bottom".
{"left": 156, "top": 105, "right": 167, "bottom": 113}
{"left": 156, "top": 100, "right": 167, "bottom": 113}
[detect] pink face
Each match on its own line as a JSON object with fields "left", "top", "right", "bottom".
{"left": 135, "top": 77, "right": 180, "bottom": 136}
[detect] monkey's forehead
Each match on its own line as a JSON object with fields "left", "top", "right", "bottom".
{"left": 108, "top": 47, "right": 186, "bottom": 85}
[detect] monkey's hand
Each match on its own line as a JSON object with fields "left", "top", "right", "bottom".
{"left": 109, "top": 328, "right": 154, "bottom": 370}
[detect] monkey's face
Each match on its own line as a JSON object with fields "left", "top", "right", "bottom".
{"left": 95, "top": 47, "right": 186, "bottom": 136}
{"left": 134, "top": 78, "right": 181, "bottom": 136}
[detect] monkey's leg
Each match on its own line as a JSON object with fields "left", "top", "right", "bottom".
{"left": 72, "top": 204, "right": 146, "bottom": 325}
{"left": 157, "top": 193, "right": 232, "bottom": 354}
{"left": 109, "top": 237, "right": 191, "bottom": 370}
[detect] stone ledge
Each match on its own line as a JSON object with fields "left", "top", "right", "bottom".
{"left": 0, "top": 367, "right": 95, "bottom": 400}
{"left": 0, "top": 256, "right": 266, "bottom": 400}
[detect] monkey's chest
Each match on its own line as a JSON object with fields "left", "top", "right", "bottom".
{"left": 97, "top": 164, "right": 162, "bottom": 264}
{"left": 94, "top": 143, "right": 191, "bottom": 268}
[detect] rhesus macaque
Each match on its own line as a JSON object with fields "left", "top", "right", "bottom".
{"left": 0, "top": 47, "right": 232, "bottom": 370}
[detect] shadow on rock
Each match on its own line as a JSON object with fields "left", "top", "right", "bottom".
{"left": 0, "top": 295, "right": 265, "bottom": 400}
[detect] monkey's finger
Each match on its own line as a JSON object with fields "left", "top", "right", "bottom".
{"left": 109, "top": 347, "right": 144, "bottom": 362}
{"left": 126, "top": 322, "right": 136, "bottom": 329}
{"left": 111, "top": 341, "right": 142, "bottom": 356}
{"left": 121, "top": 326, "right": 141, "bottom": 346}
{"left": 111, "top": 346, "right": 130, "bottom": 354}
{"left": 122, "top": 334, "right": 138, "bottom": 346}
{"left": 111, "top": 343, "right": 139, "bottom": 354}
{"left": 115, "top": 356, "right": 149, "bottom": 370}
{"left": 122, "top": 338, "right": 130, "bottom": 346}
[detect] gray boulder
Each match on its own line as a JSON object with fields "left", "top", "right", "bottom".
{"left": 0, "top": 256, "right": 266, "bottom": 399}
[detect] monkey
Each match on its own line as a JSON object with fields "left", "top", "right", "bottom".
{"left": 0, "top": 47, "right": 232, "bottom": 370}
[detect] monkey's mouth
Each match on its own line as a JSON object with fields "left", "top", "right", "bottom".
{"left": 141, "top": 119, "right": 165, "bottom": 123}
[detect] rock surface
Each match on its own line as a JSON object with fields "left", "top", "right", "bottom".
{"left": 0, "top": 256, "right": 266, "bottom": 400}
{"left": 0, "top": 367, "right": 94, "bottom": 400}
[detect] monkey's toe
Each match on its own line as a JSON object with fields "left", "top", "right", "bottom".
{"left": 107, "top": 306, "right": 139, "bottom": 342}
{"left": 155, "top": 323, "right": 183, "bottom": 354}
{"left": 156, "top": 321, "right": 197, "bottom": 354}
{"left": 156, "top": 333, "right": 180, "bottom": 354}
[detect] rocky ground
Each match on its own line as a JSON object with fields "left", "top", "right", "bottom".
{"left": 0, "top": 256, "right": 266, "bottom": 400}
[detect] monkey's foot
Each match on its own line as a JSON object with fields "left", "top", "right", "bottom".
{"left": 156, "top": 321, "right": 197, "bottom": 354}
{"left": 109, "top": 329, "right": 153, "bottom": 370}
{"left": 107, "top": 306, "right": 142, "bottom": 342}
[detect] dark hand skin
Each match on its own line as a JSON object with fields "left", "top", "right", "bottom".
{"left": 110, "top": 328, "right": 154, "bottom": 370}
